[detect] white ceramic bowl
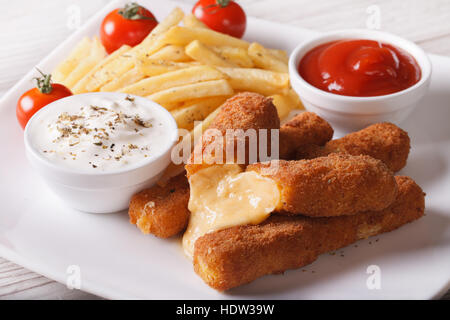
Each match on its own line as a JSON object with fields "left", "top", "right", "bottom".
{"left": 289, "top": 29, "right": 432, "bottom": 134}
{"left": 24, "top": 92, "right": 178, "bottom": 213}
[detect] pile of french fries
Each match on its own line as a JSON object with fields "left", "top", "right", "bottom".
{"left": 52, "top": 7, "right": 303, "bottom": 182}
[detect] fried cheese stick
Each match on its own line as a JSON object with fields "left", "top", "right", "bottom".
{"left": 279, "top": 112, "right": 334, "bottom": 159}
{"left": 193, "top": 176, "right": 425, "bottom": 291}
{"left": 296, "top": 122, "right": 410, "bottom": 172}
{"left": 185, "top": 92, "right": 280, "bottom": 177}
{"left": 129, "top": 174, "right": 190, "bottom": 238}
{"left": 247, "top": 154, "right": 398, "bottom": 217}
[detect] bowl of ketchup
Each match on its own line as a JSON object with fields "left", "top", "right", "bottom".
{"left": 289, "top": 29, "right": 431, "bottom": 134}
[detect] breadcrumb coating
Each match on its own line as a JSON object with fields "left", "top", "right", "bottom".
{"left": 280, "top": 112, "right": 333, "bottom": 159}
{"left": 297, "top": 122, "right": 410, "bottom": 172}
{"left": 129, "top": 174, "right": 190, "bottom": 238}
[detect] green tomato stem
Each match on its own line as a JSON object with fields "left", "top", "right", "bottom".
{"left": 34, "top": 68, "right": 53, "bottom": 94}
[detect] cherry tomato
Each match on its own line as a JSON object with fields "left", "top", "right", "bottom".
{"left": 193, "top": 0, "right": 246, "bottom": 39}
{"left": 100, "top": 2, "right": 158, "bottom": 54}
{"left": 17, "top": 71, "right": 72, "bottom": 129}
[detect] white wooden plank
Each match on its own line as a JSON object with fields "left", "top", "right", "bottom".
{"left": 0, "top": 257, "right": 98, "bottom": 299}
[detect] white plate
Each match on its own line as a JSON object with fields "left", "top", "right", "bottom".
{"left": 0, "top": 0, "right": 449, "bottom": 300}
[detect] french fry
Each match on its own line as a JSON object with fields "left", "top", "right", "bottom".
{"left": 85, "top": 36, "right": 167, "bottom": 91}
{"left": 137, "top": 60, "right": 198, "bottom": 77}
{"left": 86, "top": 8, "right": 184, "bottom": 91}
{"left": 180, "top": 107, "right": 220, "bottom": 153}
{"left": 286, "top": 88, "right": 305, "bottom": 109}
{"left": 183, "top": 14, "right": 207, "bottom": 28}
{"left": 171, "top": 96, "right": 228, "bottom": 130}
{"left": 194, "top": 101, "right": 221, "bottom": 128}
{"left": 162, "top": 26, "right": 249, "bottom": 49}
{"left": 158, "top": 107, "right": 221, "bottom": 186}
{"left": 120, "top": 65, "right": 225, "bottom": 96}
{"left": 132, "top": 7, "right": 185, "bottom": 60}
{"left": 162, "top": 101, "right": 185, "bottom": 110}
{"left": 72, "top": 45, "right": 131, "bottom": 94}
{"left": 248, "top": 42, "right": 288, "bottom": 73}
{"left": 269, "top": 89, "right": 304, "bottom": 119}
{"left": 270, "top": 94, "right": 295, "bottom": 119}
{"left": 139, "top": 7, "right": 185, "bottom": 47}
{"left": 148, "top": 45, "right": 192, "bottom": 62}
{"left": 52, "top": 37, "right": 91, "bottom": 83}
{"left": 267, "top": 48, "right": 289, "bottom": 64}
{"left": 147, "top": 79, "right": 233, "bottom": 109}
{"left": 217, "top": 67, "right": 289, "bottom": 96}
{"left": 185, "top": 40, "right": 236, "bottom": 67}
{"left": 210, "top": 46, "right": 253, "bottom": 68}
{"left": 63, "top": 37, "right": 106, "bottom": 89}
{"left": 99, "top": 67, "right": 145, "bottom": 92}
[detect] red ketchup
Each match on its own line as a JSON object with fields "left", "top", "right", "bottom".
{"left": 298, "top": 39, "right": 421, "bottom": 97}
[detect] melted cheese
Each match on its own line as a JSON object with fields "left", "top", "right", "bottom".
{"left": 182, "top": 164, "right": 281, "bottom": 259}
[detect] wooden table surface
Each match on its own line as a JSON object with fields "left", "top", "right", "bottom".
{"left": 0, "top": 0, "right": 449, "bottom": 300}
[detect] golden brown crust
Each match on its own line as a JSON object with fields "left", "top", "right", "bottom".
{"left": 128, "top": 174, "right": 190, "bottom": 238}
{"left": 247, "top": 154, "right": 398, "bottom": 217}
{"left": 193, "top": 176, "right": 425, "bottom": 291}
{"left": 279, "top": 112, "right": 334, "bottom": 159}
{"left": 209, "top": 92, "right": 280, "bottom": 133}
{"left": 297, "top": 122, "right": 410, "bottom": 172}
{"left": 185, "top": 92, "right": 280, "bottom": 177}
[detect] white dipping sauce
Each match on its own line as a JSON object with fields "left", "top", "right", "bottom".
{"left": 30, "top": 95, "right": 175, "bottom": 172}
